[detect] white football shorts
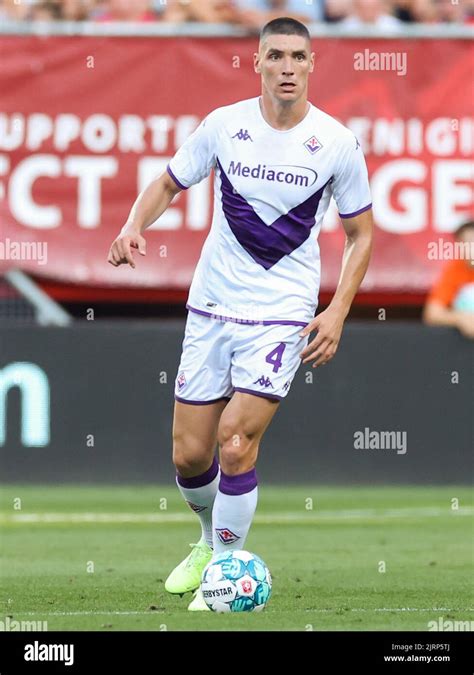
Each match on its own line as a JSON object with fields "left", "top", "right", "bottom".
{"left": 174, "top": 309, "right": 310, "bottom": 404}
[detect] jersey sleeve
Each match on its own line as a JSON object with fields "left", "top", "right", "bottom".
{"left": 167, "top": 112, "right": 217, "bottom": 190}
{"left": 331, "top": 134, "right": 372, "bottom": 218}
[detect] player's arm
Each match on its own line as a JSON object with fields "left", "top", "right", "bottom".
{"left": 300, "top": 208, "right": 373, "bottom": 367}
{"left": 423, "top": 301, "right": 474, "bottom": 339}
{"left": 108, "top": 110, "right": 215, "bottom": 269}
{"left": 107, "top": 171, "right": 181, "bottom": 268}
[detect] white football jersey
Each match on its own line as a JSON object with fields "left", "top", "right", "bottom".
{"left": 167, "top": 96, "right": 371, "bottom": 325}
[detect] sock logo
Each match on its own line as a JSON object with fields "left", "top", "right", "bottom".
{"left": 215, "top": 528, "right": 240, "bottom": 545}
{"left": 185, "top": 500, "right": 206, "bottom": 513}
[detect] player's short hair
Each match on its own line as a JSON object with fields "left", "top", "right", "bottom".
{"left": 455, "top": 220, "right": 474, "bottom": 239}
{"left": 260, "top": 17, "right": 311, "bottom": 45}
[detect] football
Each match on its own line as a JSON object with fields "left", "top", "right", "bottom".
{"left": 201, "top": 550, "right": 272, "bottom": 612}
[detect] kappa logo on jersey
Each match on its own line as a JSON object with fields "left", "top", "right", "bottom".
{"left": 304, "top": 135, "right": 323, "bottom": 154}
{"left": 216, "top": 528, "right": 240, "bottom": 544}
{"left": 232, "top": 129, "right": 253, "bottom": 141}
{"left": 177, "top": 371, "right": 187, "bottom": 391}
{"left": 185, "top": 500, "right": 206, "bottom": 513}
{"left": 253, "top": 375, "right": 274, "bottom": 389}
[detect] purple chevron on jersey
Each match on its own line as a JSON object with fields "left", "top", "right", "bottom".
{"left": 216, "top": 158, "right": 329, "bottom": 270}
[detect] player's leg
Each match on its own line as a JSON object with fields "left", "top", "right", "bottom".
{"left": 212, "top": 391, "right": 280, "bottom": 554}
{"left": 165, "top": 399, "right": 229, "bottom": 595}
{"left": 173, "top": 398, "right": 228, "bottom": 541}
{"left": 210, "top": 321, "right": 307, "bottom": 555}
{"left": 166, "top": 311, "right": 233, "bottom": 596}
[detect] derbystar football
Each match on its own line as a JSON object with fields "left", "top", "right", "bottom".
{"left": 201, "top": 550, "right": 272, "bottom": 612}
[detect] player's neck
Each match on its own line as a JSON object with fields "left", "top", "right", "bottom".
{"left": 259, "top": 94, "right": 309, "bottom": 131}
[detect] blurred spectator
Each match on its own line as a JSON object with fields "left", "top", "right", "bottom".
{"left": 232, "top": 0, "right": 324, "bottom": 28}
{"left": 30, "top": 1, "right": 62, "bottom": 20}
{"left": 0, "top": 0, "right": 30, "bottom": 20}
{"left": 341, "top": 0, "right": 403, "bottom": 28}
{"left": 0, "top": 0, "right": 469, "bottom": 24}
{"left": 94, "top": 0, "right": 158, "bottom": 21}
{"left": 324, "top": 0, "right": 352, "bottom": 22}
{"left": 392, "top": 0, "right": 437, "bottom": 22}
{"left": 432, "top": 0, "right": 466, "bottom": 22}
{"left": 62, "top": 0, "right": 98, "bottom": 20}
{"left": 158, "top": 0, "right": 241, "bottom": 23}
{"left": 423, "top": 221, "right": 474, "bottom": 339}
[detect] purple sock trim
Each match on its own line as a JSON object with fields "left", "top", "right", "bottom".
{"left": 219, "top": 468, "right": 258, "bottom": 496}
{"left": 176, "top": 456, "right": 219, "bottom": 489}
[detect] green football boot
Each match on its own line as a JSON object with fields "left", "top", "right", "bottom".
{"left": 188, "top": 587, "right": 211, "bottom": 611}
{"left": 164, "top": 540, "right": 213, "bottom": 595}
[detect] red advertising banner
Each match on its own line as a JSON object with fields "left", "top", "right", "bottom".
{"left": 0, "top": 36, "right": 473, "bottom": 297}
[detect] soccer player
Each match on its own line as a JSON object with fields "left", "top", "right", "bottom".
{"left": 107, "top": 17, "right": 373, "bottom": 611}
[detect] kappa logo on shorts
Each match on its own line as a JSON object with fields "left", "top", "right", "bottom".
{"left": 253, "top": 375, "right": 274, "bottom": 389}
{"left": 283, "top": 380, "right": 291, "bottom": 392}
{"left": 216, "top": 528, "right": 240, "bottom": 545}
{"left": 177, "top": 371, "right": 187, "bottom": 391}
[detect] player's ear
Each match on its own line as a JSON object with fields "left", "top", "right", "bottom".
{"left": 309, "top": 52, "right": 315, "bottom": 73}
{"left": 253, "top": 52, "right": 261, "bottom": 74}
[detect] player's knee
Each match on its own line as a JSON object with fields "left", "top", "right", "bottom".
{"left": 217, "top": 423, "right": 257, "bottom": 467}
{"left": 219, "top": 441, "right": 258, "bottom": 474}
{"left": 217, "top": 418, "right": 258, "bottom": 447}
{"left": 172, "top": 434, "right": 210, "bottom": 475}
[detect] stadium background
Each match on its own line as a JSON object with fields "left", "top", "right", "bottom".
{"left": 0, "top": 0, "right": 473, "bottom": 636}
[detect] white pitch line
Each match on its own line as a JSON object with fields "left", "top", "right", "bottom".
{"left": 10, "top": 607, "right": 474, "bottom": 617}
{"left": 1, "top": 507, "right": 473, "bottom": 525}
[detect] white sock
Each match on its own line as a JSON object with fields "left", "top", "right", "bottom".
{"left": 212, "top": 468, "right": 258, "bottom": 554}
{"left": 176, "top": 457, "right": 220, "bottom": 549}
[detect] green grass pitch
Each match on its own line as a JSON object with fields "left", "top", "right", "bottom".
{"left": 0, "top": 485, "right": 472, "bottom": 631}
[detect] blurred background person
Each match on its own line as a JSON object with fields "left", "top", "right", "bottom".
{"left": 431, "top": 0, "right": 469, "bottom": 22}
{"left": 94, "top": 0, "right": 158, "bottom": 21}
{"left": 157, "top": 0, "right": 242, "bottom": 23}
{"left": 62, "top": 0, "right": 98, "bottom": 21}
{"left": 423, "top": 221, "right": 474, "bottom": 339}
{"left": 0, "top": 0, "right": 31, "bottom": 20}
{"left": 391, "top": 0, "right": 438, "bottom": 22}
{"left": 29, "top": 1, "right": 62, "bottom": 21}
{"left": 341, "top": 0, "right": 403, "bottom": 28}
{"left": 232, "top": 0, "right": 324, "bottom": 28}
{"left": 324, "top": 0, "right": 352, "bottom": 22}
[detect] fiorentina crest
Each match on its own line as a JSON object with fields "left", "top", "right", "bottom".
{"left": 304, "top": 135, "right": 322, "bottom": 154}
{"left": 177, "top": 371, "right": 186, "bottom": 391}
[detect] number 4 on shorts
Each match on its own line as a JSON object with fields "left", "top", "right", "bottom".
{"left": 265, "top": 342, "right": 286, "bottom": 373}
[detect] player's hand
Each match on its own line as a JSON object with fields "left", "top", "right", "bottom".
{"left": 107, "top": 229, "right": 146, "bottom": 269}
{"left": 456, "top": 312, "right": 474, "bottom": 339}
{"left": 298, "top": 306, "right": 346, "bottom": 368}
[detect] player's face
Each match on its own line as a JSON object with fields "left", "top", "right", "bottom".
{"left": 254, "top": 34, "right": 314, "bottom": 104}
